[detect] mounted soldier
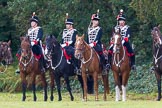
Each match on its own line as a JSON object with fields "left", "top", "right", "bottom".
{"left": 60, "top": 13, "right": 80, "bottom": 74}
{"left": 16, "top": 12, "right": 46, "bottom": 73}
{"left": 87, "top": 9, "right": 108, "bottom": 71}
{"left": 107, "top": 9, "right": 136, "bottom": 70}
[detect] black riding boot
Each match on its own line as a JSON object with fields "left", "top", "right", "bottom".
{"left": 39, "top": 57, "right": 45, "bottom": 73}
{"left": 99, "top": 54, "right": 108, "bottom": 74}
{"left": 130, "top": 55, "right": 136, "bottom": 71}
{"left": 70, "top": 58, "right": 81, "bottom": 75}
{"left": 106, "top": 53, "right": 112, "bottom": 70}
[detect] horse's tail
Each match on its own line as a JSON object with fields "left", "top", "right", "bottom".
{"left": 106, "top": 74, "right": 110, "bottom": 94}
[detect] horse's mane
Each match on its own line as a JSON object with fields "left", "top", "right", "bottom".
{"left": 49, "top": 35, "right": 60, "bottom": 46}
{"left": 20, "top": 36, "right": 30, "bottom": 44}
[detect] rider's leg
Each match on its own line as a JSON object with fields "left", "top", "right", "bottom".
{"left": 123, "top": 42, "right": 136, "bottom": 70}
{"left": 37, "top": 45, "right": 46, "bottom": 72}
{"left": 107, "top": 45, "right": 113, "bottom": 69}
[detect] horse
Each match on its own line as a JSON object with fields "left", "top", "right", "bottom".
{"left": 18, "top": 36, "right": 54, "bottom": 101}
{"left": 0, "top": 40, "right": 13, "bottom": 65}
{"left": 111, "top": 29, "right": 131, "bottom": 101}
{"left": 0, "top": 40, "right": 13, "bottom": 73}
{"left": 151, "top": 26, "right": 162, "bottom": 101}
{"left": 44, "top": 35, "right": 84, "bottom": 101}
{"left": 74, "top": 35, "right": 109, "bottom": 101}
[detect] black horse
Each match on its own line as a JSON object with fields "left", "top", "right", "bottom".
{"left": 151, "top": 26, "right": 162, "bottom": 101}
{"left": 45, "top": 35, "right": 85, "bottom": 101}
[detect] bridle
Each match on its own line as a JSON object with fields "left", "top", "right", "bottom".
{"left": 152, "top": 29, "right": 162, "bottom": 65}
{"left": 45, "top": 37, "right": 63, "bottom": 70}
{"left": 112, "top": 33, "right": 126, "bottom": 67}
{"left": 75, "top": 40, "right": 93, "bottom": 64}
{"left": 19, "top": 43, "right": 34, "bottom": 71}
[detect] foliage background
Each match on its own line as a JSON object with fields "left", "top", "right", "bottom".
{"left": 0, "top": 0, "right": 161, "bottom": 93}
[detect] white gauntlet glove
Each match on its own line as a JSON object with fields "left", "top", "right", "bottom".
{"left": 89, "top": 43, "right": 94, "bottom": 47}
{"left": 61, "top": 43, "right": 66, "bottom": 47}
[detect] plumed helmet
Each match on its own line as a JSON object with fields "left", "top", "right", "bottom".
{"left": 65, "top": 18, "right": 74, "bottom": 25}
{"left": 91, "top": 9, "right": 100, "bottom": 20}
{"left": 118, "top": 14, "right": 126, "bottom": 21}
{"left": 117, "top": 9, "right": 126, "bottom": 21}
{"left": 91, "top": 14, "right": 100, "bottom": 20}
{"left": 30, "top": 12, "right": 39, "bottom": 24}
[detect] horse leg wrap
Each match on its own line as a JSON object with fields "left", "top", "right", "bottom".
{"left": 122, "top": 85, "right": 126, "bottom": 101}
{"left": 115, "top": 86, "right": 120, "bottom": 101}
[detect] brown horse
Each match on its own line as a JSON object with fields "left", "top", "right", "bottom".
{"left": 111, "top": 30, "right": 131, "bottom": 101}
{"left": 75, "top": 35, "right": 109, "bottom": 101}
{"left": 151, "top": 26, "right": 162, "bottom": 101}
{"left": 19, "top": 36, "right": 51, "bottom": 101}
{"left": 0, "top": 40, "right": 13, "bottom": 65}
{"left": 0, "top": 40, "right": 13, "bottom": 73}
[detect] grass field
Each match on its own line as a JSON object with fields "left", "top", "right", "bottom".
{"left": 0, "top": 92, "right": 162, "bottom": 108}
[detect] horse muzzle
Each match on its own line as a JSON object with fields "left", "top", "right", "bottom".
{"left": 75, "top": 53, "right": 83, "bottom": 60}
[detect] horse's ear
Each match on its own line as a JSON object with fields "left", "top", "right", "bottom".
{"left": 50, "top": 34, "right": 53, "bottom": 38}
{"left": 20, "top": 37, "right": 24, "bottom": 41}
{"left": 76, "top": 35, "right": 79, "bottom": 39}
{"left": 82, "top": 34, "right": 85, "bottom": 39}
{"left": 158, "top": 24, "right": 160, "bottom": 29}
{"left": 7, "top": 40, "right": 11, "bottom": 46}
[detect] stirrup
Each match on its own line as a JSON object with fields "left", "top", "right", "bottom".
{"left": 15, "top": 69, "right": 20, "bottom": 74}
{"left": 41, "top": 67, "right": 45, "bottom": 73}
{"left": 106, "top": 64, "right": 111, "bottom": 70}
{"left": 131, "top": 65, "right": 136, "bottom": 71}
{"left": 150, "top": 66, "right": 155, "bottom": 73}
{"left": 74, "top": 68, "right": 81, "bottom": 75}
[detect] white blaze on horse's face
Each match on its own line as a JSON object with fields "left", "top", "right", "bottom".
{"left": 113, "top": 35, "right": 119, "bottom": 53}
{"left": 75, "top": 39, "right": 82, "bottom": 59}
{"left": 44, "top": 47, "right": 48, "bottom": 55}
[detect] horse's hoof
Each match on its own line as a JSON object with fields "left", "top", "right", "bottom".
{"left": 95, "top": 98, "right": 99, "bottom": 101}
{"left": 50, "top": 96, "right": 54, "bottom": 101}
{"left": 22, "top": 97, "right": 26, "bottom": 101}
{"left": 103, "top": 97, "right": 107, "bottom": 101}
{"left": 71, "top": 97, "right": 74, "bottom": 101}
{"left": 58, "top": 98, "right": 62, "bottom": 101}
{"left": 156, "top": 98, "right": 161, "bottom": 101}
{"left": 34, "top": 98, "right": 37, "bottom": 101}
{"left": 81, "top": 98, "right": 87, "bottom": 102}
{"left": 22, "top": 99, "right": 25, "bottom": 101}
{"left": 44, "top": 96, "right": 48, "bottom": 101}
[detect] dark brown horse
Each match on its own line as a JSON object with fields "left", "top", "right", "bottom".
{"left": 0, "top": 40, "right": 13, "bottom": 65}
{"left": 19, "top": 36, "right": 52, "bottom": 101}
{"left": 111, "top": 30, "right": 131, "bottom": 101}
{"left": 45, "top": 35, "right": 86, "bottom": 101}
{"left": 0, "top": 40, "right": 13, "bottom": 73}
{"left": 151, "top": 26, "right": 162, "bottom": 101}
{"left": 75, "top": 35, "right": 109, "bottom": 101}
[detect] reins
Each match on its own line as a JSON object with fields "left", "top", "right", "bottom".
{"left": 47, "top": 44, "right": 63, "bottom": 70}
{"left": 81, "top": 48, "right": 93, "bottom": 64}
{"left": 113, "top": 45, "right": 126, "bottom": 67}
{"left": 19, "top": 51, "right": 34, "bottom": 70}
